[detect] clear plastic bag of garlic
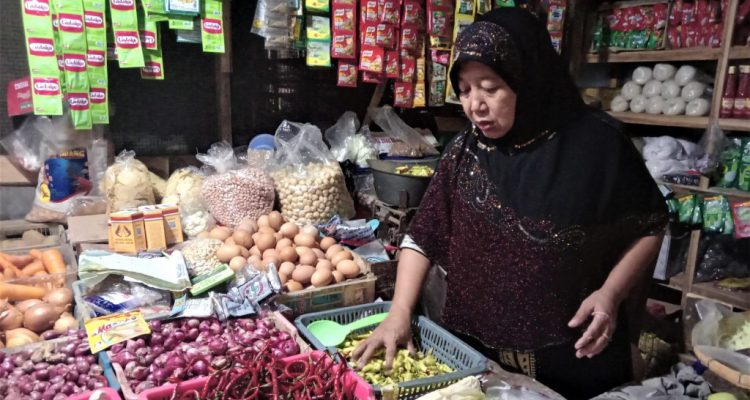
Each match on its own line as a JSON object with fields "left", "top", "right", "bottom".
{"left": 102, "top": 150, "right": 155, "bottom": 213}
{"left": 161, "top": 167, "right": 215, "bottom": 237}
{"left": 270, "top": 120, "right": 356, "bottom": 225}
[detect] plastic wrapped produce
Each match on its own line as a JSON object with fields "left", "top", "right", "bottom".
{"left": 664, "top": 98, "right": 687, "bottom": 115}
{"left": 620, "top": 81, "right": 642, "bottom": 100}
{"left": 647, "top": 96, "right": 666, "bottom": 114}
{"left": 661, "top": 80, "right": 681, "bottom": 99}
{"left": 681, "top": 81, "right": 708, "bottom": 101}
{"left": 180, "top": 238, "right": 223, "bottom": 277}
{"left": 162, "top": 167, "right": 215, "bottom": 237}
{"left": 653, "top": 63, "right": 677, "bottom": 81}
{"left": 686, "top": 98, "right": 711, "bottom": 116}
{"left": 270, "top": 121, "right": 356, "bottom": 225}
{"left": 198, "top": 142, "right": 275, "bottom": 228}
{"left": 675, "top": 65, "right": 711, "bottom": 86}
{"left": 643, "top": 80, "right": 663, "bottom": 98}
{"left": 102, "top": 150, "right": 155, "bottom": 213}
{"left": 632, "top": 66, "right": 653, "bottom": 85}
{"left": 629, "top": 95, "right": 648, "bottom": 113}
{"left": 610, "top": 95, "right": 629, "bottom": 112}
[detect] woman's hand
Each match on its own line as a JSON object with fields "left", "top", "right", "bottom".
{"left": 568, "top": 289, "right": 621, "bottom": 359}
{"left": 351, "top": 307, "right": 415, "bottom": 370}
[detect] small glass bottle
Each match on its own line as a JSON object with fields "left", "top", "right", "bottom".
{"left": 734, "top": 65, "right": 750, "bottom": 119}
{"left": 720, "top": 66, "right": 737, "bottom": 118}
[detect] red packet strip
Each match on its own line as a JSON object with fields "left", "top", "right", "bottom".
{"left": 669, "top": 0, "right": 683, "bottom": 26}
{"left": 361, "top": 23, "right": 378, "bottom": 46}
{"left": 379, "top": 0, "right": 401, "bottom": 24}
{"left": 431, "top": 49, "right": 450, "bottom": 64}
{"left": 359, "top": 45, "right": 384, "bottom": 72}
{"left": 400, "top": 26, "right": 419, "bottom": 51}
{"left": 400, "top": 55, "right": 416, "bottom": 82}
{"left": 376, "top": 23, "right": 396, "bottom": 48}
{"left": 696, "top": 0, "right": 709, "bottom": 26}
{"left": 332, "top": 33, "right": 356, "bottom": 58}
{"left": 681, "top": 1, "right": 696, "bottom": 26}
{"left": 362, "top": 0, "right": 379, "bottom": 23}
{"left": 337, "top": 60, "right": 358, "bottom": 87}
{"left": 394, "top": 82, "right": 414, "bottom": 107}
{"left": 333, "top": 3, "right": 356, "bottom": 32}
{"left": 385, "top": 50, "right": 400, "bottom": 78}
{"left": 682, "top": 24, "right": 699, "bottom": 47}
{"left": 402, "top": 0, "right": 423, "bottom": 27}
{"left": 362, "top": 71, "right": 384, "bottom": 83}
{"left": 653, "top": 3, "right": 668, "bottom": 29}
{"left": 667, "top": 27, "right": 681, "bottom": 48}
{"left": 427, "top": 3, "right": 453, "bottom": 38}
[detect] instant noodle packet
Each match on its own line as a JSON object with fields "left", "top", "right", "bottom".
{"left": 22, "top": 0, "right": 64, "bottom": 116}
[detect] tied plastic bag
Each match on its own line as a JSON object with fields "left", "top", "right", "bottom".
{"left": 371, "top": 106, "right": 439, "bottom": 157}
{"left": 0, "top": 115, "right": 46, "bottom": 171}
{"left": 691, "top": 299, "right": 750, "bottom": 374}
{"left": 629, "top": 95, "right": 648, "bottom": 113}
{"left": 697, "top": 121, "right": 727, "bottom": 175}
{"left": 632, "top": 66, "right": 653, "bottom": 85}
{"left": 162, "top": 166, "right": 215, "bottom": 237}
{"left": 198, "top": 142, "right": 275, "bottom": 228}
{"left": 270, "top": 121, "right": 356, "bottom": 225}
{"left": 681, "top": 81, "right": 708, "bottom": 101}
{"left": 102, "top": 150, "right": 155, "bottom": 213}
{"left": 653, "top": 63, "right": 677, "bottom": 81}
{"left": 642, "top": 80, "right": 663, "bottom": 98}
{"left": 610, "top": 95, "right": 629, "bottom": 112}
{"left": 620, "top": 81, "right": 642, "bottom": 101}
{"left": 416, "top": 377, "right": 484, "bottom": 400}
{"left": 325, "top": 112, "right": 378, "bottom": 168}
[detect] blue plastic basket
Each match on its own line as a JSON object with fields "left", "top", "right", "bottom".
{"left": 295, "top": 302, "right": 488, "bottom": 400}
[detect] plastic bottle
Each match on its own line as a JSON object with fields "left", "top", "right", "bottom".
{"left": 735, "top": 65, "right": 750, "bottom": 119}
{"left": 719, "top": 66, "right": 737, "bottom": 118}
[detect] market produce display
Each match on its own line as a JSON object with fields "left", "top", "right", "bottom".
{"left": 0, "top": 330, "right": 108, "bottom": 399}
{"left": 394, "top": 165, "right": 435, "bottom": 177}
{"left": 109, "top": 315, "right": 301, "bottom": 394}
{"left": 102, "top": 151, "right": 157, "bottom": 214}
{"left": 0, "top": 287, "right": 76, "bottom": 348}
{"left": 339, "top": 331, "right": 453, "bottom": 386}
{"left": 0, "top": 229, "right": 59, "bottom": 251}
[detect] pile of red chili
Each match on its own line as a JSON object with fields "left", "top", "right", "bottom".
{"left": 171, "top": 347, "right": 358, "bottom": 400}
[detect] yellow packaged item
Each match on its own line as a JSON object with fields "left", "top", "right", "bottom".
{"left": 109, "top": 210, "right": 147, "bottom": 253}
{"left": 85, "top": 311, "right": 151, "bottom": 353}
{"left": 158, "top": 204, "right": 184, "bottom": 245}
{"left": 139, "top": 206, "right": 167, "bottom": 250}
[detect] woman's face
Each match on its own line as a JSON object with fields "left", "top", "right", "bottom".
{"left": 457, "top": 61, "right": 516, "bottom": 139}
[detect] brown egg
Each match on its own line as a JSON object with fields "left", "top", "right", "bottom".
{"left": 292, "top": 265, "right": 316, "bottom": 285}
{"left": 310, "top": 269, "right": 333, "bottom": 287}
{"left": 275, "top": 232, "right": 284, "bottom": 242}
{"left": 313, "top": 248, "right": 327, "bottom": 260}
{"left": 294, "top": 233, "right": 316, "bottom": 248}
{"left": 257, "top": 215, "right": 271, "bottom": 228}
{"left": 285, "top": 281, "right": 304, "bottom": 292}
{"left": 279, "top": 261, "right": 296, "bottom": 277}
{"left": 262, "top": 256, "right": 280, "bottom": 269}
{"left": 224, "top": 237, "right": 236, "bottom": 245}
{"left": 248, "top": 255, "right": 262, "bottom": 268}
{"left": 295, "top": 246, "right": 312, "bottom": 256}
{"left": 316, "top": 260, "right": 333, "bottom": 271}
{"left": 217, "top": 244, "right": 242, "bottom": 262}
{"left": 232, "top": 230, "right": 254, "bottom": 248}
{"left": 276, "top": 238, "right": 293, "bottom": 250}
{"left": 209, "top": 226, "right": 232, "bottom": 241}
{"left": 325, "top": 244, "right": 344, "bottom": 259}
{"left": 299, "top": 252, "right": 318, "bottom": 267}
{"left": 301, "top": 225, "right": 319, "bottom": 237}
{"left": 331, "top": 250, "right": 353, "bottom": 267}
{"left": 262, "top": 249, "right": 278, "bottom": 260}
{"left": 336, "top": 259, "right": 360, "bottom": 279}
{"left": 255, "top": 233, "right": 276, "bottom": 252}
{"left": 319, "top": 237, "right": 337, "bottom": 251}
{"left": 229, "top": 256, "right": 247, "bottom": 271}
{"left": 240, "top": 247, "right": 250, "bottom": 258}
{"left": 237, "top": 222, "right": 257, "bottom": 235}
{"left": 196, "top": 231, "right": 210, "bottom": 239}
{"left": 250, "top": 246, "right": 262, "bottom": 257}
{"left": 332, "top": 270, "right": 345, "bottom": 283}
{"left": 278, "top": 247, "right": 298, "bottom": 263}
{"left": 279, "top": 222, "right": 300, "bottom": 239}
{"left": 268, "top": 211, "right": 284, "bottom": 231}
{"left": 279, "top": 272, "right": 289, "bottom": 285}
{"left": 239, "top": 219, "right": 259, "bottom": 231}
{"left": 259, "top": 226, "right": 276, "bottom": 235}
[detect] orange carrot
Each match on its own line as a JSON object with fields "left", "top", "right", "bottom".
{"left": 0, "top": 253, "right": 34, "bottom": 268}
{"left": 32, "top": 270, "right": 47, "bottom": 277}
{"left": 41, "top": 249, "right": 66, "bottom": 274}
{"left": 0, "top": 282, "right": 46, "bottom": 301}
{"left": 29, "top": 249, "right": 43, "bottom": 260}
{"left": 20, "top": 261, "right": 45, "bottom": 277}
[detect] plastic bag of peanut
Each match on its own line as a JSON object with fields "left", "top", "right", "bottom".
{"left": 198, "top": 142, "right": 275, "bottom": 228}
{"left": 270, "top": 121, "right": 355, "bottom": 225}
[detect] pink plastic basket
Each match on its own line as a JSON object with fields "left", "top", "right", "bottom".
{"left": 138, "top": 351, "right": 375, "bottom": 400}
{"left": 66, "top": 388, "right": 122, "bottom": 400}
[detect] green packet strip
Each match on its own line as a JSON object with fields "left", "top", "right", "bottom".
{"left": 201, "top": 0, "right": 223, "bottom": 53}
{"left": 83, "top": 0, "right": 107, "bottom": 49}
{"left": 83, "top": 0, "right": 108, "bottom": 124}
{"left": 143, "top": 0, "right": 168, "bottom": 21}
{"left": 67, "top": 91, "right": 93, "bottom": 129}
{"left": 110, "top": 0, "right": 145, "bottom": 68}
{"left": 702, "top": 196, "right": 727, "bottom": 233}
{"left": 169, "top": 14, "right": 194, "bottom": 30}
{"left": 21, "top": 0, "right": 64, "bottom": 115}
{"left": 737, "top": 139, "right": 750, "bottom": 192}
{"left": 305, "top": 0, "right": 329, "bottom": 13}
{"left": 306, "top": 40, "right": 331, "bottom": 67}
{"left": 138, "top": 4, "right": 160, "bottom": 50}
{"left": 50, "top": 2, "right": 66, "bottom": 91}
{"left": 141, "top": 46, "right": 164, "bottom": 80}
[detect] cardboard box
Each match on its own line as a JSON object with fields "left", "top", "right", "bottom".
{"left": 277, "top": 274, "right": 377, "bottom": 316}
{"left": 67, "top": 214, "right": 109, "bottom": 245}
{"left": 139, "top": 207, "right": 167, "bottom": 251}
{"left": 158, "top": 204, "right": 183, "bottom": 245}
{"left": 109, "top": 211, "right": 147, "bottom": 253}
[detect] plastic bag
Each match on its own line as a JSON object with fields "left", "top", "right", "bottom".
{"left": 610, "top": 95, "right": 629, "bottom": 112}
{"left": 0, "top": 115, "right": 46, "bottom": 171}
{"left": 629, "top": 95, "right": 648, "bottom": 113}
{"left": 663, "top": 98, "right": 687, "bottom": 115}
{"left": 632, "top": 66, "right": 653, "bottom": 85}
{"left": 642, "top": 80, "right": 663, "bottom": 98}
{"left": 198, "top": 142, "right": 275, "bottom": 228}
{"left": 694, "top": 234, "right": 749, "bottom": 282}
{"left": 681, "top": 81, "right": 708, "bottom": 101}
{"left": 102, "top": 150, "right": 155, "bottom": 213}
{"left": 24, "top": 114, "right": 97, "bottom": 223}
{"left": 646, "top": 96, "right": 666, "bottom": 114}
{"left": 653, "top": 63, "right": 676, "bottom": 81}
{"left": 370, "top": 106, "right": 439, "bottom": 157}
{"left": 675, "top": 65, "right": 712, "bottom": 86}
{"left": 178, "top": 238, "right": 223, "bottom": 277}
{"left": 67, "top": 196, "right": 108, "bottom": 217}
{"left": 270, "top": 121, "right": 356, "bottom": 224}
{"left": 325, "top": 111, "right": 361, "bottom": 162}
{"left": 691, "top": 299, "right": 750, "bottom": 374}
{"left": 162, "top": 166, "right": 215, "bottom": 237}
{"left": 697, "top": 120, "right": 726, "bottom": 175}
{"left": 83, "top": 275, "right": 171, "bottom": 316}
{"left": 686, "top": 98, "right": 710, "bottom": 116}
{"left": 660, "top": 80, "right": 681, "bottom": 99}
{"left": 620, "top": 81, "right": 642, "bottom": 100}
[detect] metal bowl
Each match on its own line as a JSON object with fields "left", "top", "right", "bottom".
{"left": 367, "top": 159, "right": 437, "bottom": 208}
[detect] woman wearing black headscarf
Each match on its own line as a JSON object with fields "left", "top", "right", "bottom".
{"left": 352, "top": 8, "right": 668, "bottom": 399}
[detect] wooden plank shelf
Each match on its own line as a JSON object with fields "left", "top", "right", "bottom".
{"left": 586, "top": 48, "right": 722, "bottom": 63}
{"left": 658, "top": 181, "right": 750, "bottom": 199}
{"left": 718, "top": 118, "right": 750, "bottom": 132}
{"left": 728, "top": 46, "right": 750, "bottom": 60}
{"left": 607, "top": 112, "right": 750, "bottom": 132}
{"left": 670, "top": 273, "right": 749, "bottom": 310}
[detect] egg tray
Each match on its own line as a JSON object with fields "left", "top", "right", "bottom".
{"left": 294, "top": 301, "right": 488, "bottom": 400}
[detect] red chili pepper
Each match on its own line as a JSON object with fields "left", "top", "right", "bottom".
{"left": 284, "top": 359, "right": 310, "bottom": 378}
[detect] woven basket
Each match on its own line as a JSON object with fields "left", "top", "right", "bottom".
{"left": 693, "top": 345, "right": 750, "bottom": 389}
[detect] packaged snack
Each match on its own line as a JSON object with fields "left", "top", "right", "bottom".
{"left": 413, "top": 81, "right": 426, "bottom": 107}
{"left": 385, "top": 50, "right": 400, "bottom": 78}
{"left": 731, "top": 201, "right": 750, "bottom": 238}
{"left": 682, "top": 1, "right": 696, "bottom": 26}
{"left": 56, "top": 0, "right": 92, "bottom": 129}
{"left": 678, "top": 194, "right": 696, "bottom": 224}
{"left": 379, "top": 0, "right": 401, "bottom": 24}
{"left": 306, "top": 40, "right": 332, "bottom": 67}
{"left": 400, "top": 26, "right": 419, "bottom": 50}
{"left": 696, "top": 0, "right": 710, "bottom": 26}
{"left": 103, "top": 150, "right": 155, "bottom": 213}
{"left": 21, "top": 0, "right": 63, "bottom": 117}
{"left": 394, "top": 82, "right": 414, "bottom": 107}
{"left": 546, "top": 0, "right": 567, "bottom": 33}
{"left": 143, "top": 0, "right": 167, "bottom": 21}
{"left": 667, "top": 26, "right": 681, "bottom": 48}
{"left": 429, "top": 79, "right": 446, "bottom": 106}
{"left": 332, "top": 33, "right": 356, "bottom": 58}
{"left": 476, "top": 0, "right": 491, "bottom": 14}
{"left": 653, "top": 3, "right": 668, "bottom": 29}
{"left": 110, "top": 0, "right": 145, "bottom": 68}
{"left": 360, "top": 45, "right": 384, "bottom": 72}
{"left": 201, "top": 0, "right": 225, "bottom": 53}
{"left": 376, "top": 23, "right": 396, "bottom": 48}
{"left": 400, "top": 55, "right": 416, "bottom": 82}
{"left": 457, "top": 0, "right": 475, "bottom": 14}
{"left": 166, "top": 0, "right": 199, "bottom": 15}
{"left": 493, "top": 0, "right": 513, "bottom": 7}
{"left": 670, "top": 0, "right": 683, "bottom": 25}
{"left": 362, "top": 71, "right": 384, "bottom": 83}
{"left": 416, "top": 57, "right": 425, "bottom": 82}
{"left": 703, "top": 195, "right": 727, "bottom": 232}
{"left": 138, "top": 12, "right": 158, "bottom": 50}
{"left": 454, "top": 14, "right": 474, "bottom": 40}
{"left": 337, "top": 60, "right": 358, "bottom": 87}
{"left": 428, "top": 8, "right": 451, "bottom": 37}
{"left": 692, "top": 196, "right": 704, "bottom": 226}
{"left": 738, "top": 139, "right": 750, "bottom": 192}
{"left": 361, "top": 23, "right": 378, "bottom": 46}
{"left": 333, "top": 3, "right": 356, "bottom": 32}
{"left": 403, "top": 0, "right": 423, "bottom": 26}
{"left": 141, "top": 49, "right": 164, "bottom": 79}
{"left": 306, "top": 0, "right": 330, "bottom": 12}
{"left": 307, "top": 15, "right": 331, "bottom": 41}
{"left": 362, "top": 0, "right": 379, "bottom": 22}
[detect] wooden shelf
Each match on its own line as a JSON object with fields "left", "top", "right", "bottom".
{"left": 718, "top": 118, "right": 750, "bottom": 132}
{"left": 669, "top": 273, "right": 749, "bottom": 309}
{"left": 586, "top": 48, "right": 722, "bottom": 63}
{"left": 607, "top": 111, "right": 709, "bottom": 129}
{"left": 658, "top": 181, "right": 750, "bottom": 199}
{"left": 728, "top": 46, "right": 750, "bottom": 60}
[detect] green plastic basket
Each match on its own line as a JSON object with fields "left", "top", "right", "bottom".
{"left": 295, "top": 302, "right": 488, "bottom": 400}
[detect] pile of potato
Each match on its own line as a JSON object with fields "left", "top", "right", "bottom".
{"left": 196, "top": 211, "right": 363, "bottom": 292}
